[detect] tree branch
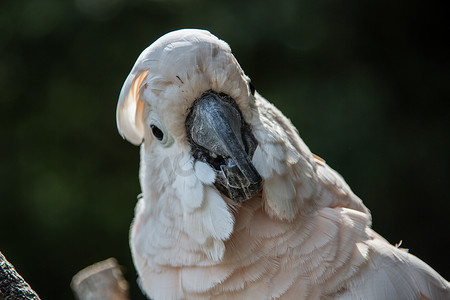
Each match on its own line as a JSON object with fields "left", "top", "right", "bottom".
{"left": 0, "top": 251, "right": 41, "bottom": 300}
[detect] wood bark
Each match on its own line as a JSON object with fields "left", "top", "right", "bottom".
{"left": 0, "top": 251, "right": 41, "bottom": 300}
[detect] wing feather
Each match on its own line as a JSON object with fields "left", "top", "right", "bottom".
{"left": 335, "top": 238, "right": 450, "bottom": 299}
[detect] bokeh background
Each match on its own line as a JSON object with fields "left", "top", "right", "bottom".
{"left": 1, "top": 0, "right": 449, "bottom": 299}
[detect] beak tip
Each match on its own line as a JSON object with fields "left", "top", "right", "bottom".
{"left": 218, "top": 164, "right": 263, "bottom": 202}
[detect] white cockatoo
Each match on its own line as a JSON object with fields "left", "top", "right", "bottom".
{"left": 116, "top": 29, "right": 449, "bottom": 299}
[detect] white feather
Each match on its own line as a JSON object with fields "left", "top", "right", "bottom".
{"left": 174, "top": 172, "right": 203, "bottom": 212}
{"left": 201, "top": 187, "right": 234, "bottom": 241}
{"left": 252, "top": 145, "right": 274, "bottom": 178}
{"left": 181, "top": 263, "right": 234, "bottom": 293}
{"left": 194, "top": 160, "right": 216, "bottom": 185}
{"left": 263, "top": 175, "right": 297, "bottom": 220}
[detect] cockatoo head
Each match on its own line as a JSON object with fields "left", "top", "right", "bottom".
{"left": 117, "top": 29, "right": 263, "bottom": 204}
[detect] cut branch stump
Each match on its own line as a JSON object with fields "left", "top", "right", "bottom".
{"left": 71, "top": 258, "right": 130, "bottom": 300}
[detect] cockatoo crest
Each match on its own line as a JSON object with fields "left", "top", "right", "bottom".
{"left": 117, "top": 29, "right": 252, "bottom": 145}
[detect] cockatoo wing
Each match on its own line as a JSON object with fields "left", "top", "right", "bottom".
{"left": 335, "top": 236, "right": 449, "bottom": 300}
{"left": 250, "top": 94, "right": 449, "bottom": 298}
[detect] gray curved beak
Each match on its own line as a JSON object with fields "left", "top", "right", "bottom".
{"left": 186, "top": 92, "right": 263, "bottom": 202}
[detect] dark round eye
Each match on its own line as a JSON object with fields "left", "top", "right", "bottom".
{"left": 249, "top": 82, "right": 255, "bottom": 96}
{"left": 150, "top": 125, "right": 164, "bottom": 141}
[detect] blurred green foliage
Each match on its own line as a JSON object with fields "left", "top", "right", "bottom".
{"left": 1, "top": 0, "right": 448, "bottom": 299}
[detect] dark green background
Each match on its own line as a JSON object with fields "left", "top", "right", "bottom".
{"left": 1, "top": 0, "right": 448, "bottom": 299}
